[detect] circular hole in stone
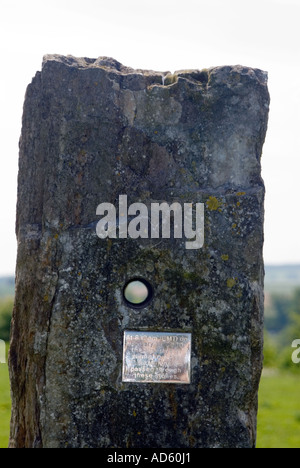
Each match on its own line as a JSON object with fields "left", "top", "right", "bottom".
{"left": 123, "top": 279, "right": 153, "bottom": 309}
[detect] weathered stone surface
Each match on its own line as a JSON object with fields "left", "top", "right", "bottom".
{"left": 9, "top": 55, "right": 269, "bottom": 448}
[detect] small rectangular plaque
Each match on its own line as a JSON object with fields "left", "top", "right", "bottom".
{"left": 122, "top": 331, "right": 191, "bottom": 384}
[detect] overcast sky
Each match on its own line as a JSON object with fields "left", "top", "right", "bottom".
{"left": 0, "top": 0, "right": 299, "bottom": 275}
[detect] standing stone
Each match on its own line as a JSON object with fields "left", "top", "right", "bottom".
{"left": 9, "top": 55, "right": 269, "bottom": 448}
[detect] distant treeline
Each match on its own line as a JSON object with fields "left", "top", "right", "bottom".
{"left": 0, "top": 297, "right": 13, "bottom": 342}
{"left": 0, "top": 277, "right": 14, "bottom": 342}
{"left": 264, "top": 287, "right": 300, "bottom": 370}
{"left": 0, "top": 276, "right": 15, "bottom": 298}
{"left": 265, "top": 265, "right": 300, "bottom": 294}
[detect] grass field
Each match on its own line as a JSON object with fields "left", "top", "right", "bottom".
{"left": 257, "top": 370, "right": 300, "bottom": 448}
{"left": 0, "top": 362, "right": 299, "bottom": 448}
{"left": 0, "top": 346, "right": 10, "bottom": 449}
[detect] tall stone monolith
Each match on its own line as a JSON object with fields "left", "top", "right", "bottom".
{"left": 9, "top": 55, "right": 269, "bottom": 448}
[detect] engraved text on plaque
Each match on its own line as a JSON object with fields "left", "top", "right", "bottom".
{"left": 122, "top": 331, "right": 191, "bottom": 384}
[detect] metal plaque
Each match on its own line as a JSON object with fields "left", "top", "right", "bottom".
{"left": 122, "top": 331, "right": 191, "bottom": 384}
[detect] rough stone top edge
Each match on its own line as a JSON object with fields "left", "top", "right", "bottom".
{"left": 42, "top": 54, "right": 170, "bottom": 77}
{"left": 42, "top": 54, "right": 268, "bottom": 85}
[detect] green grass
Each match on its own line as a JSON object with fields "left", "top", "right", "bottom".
{"left": 257, "top": 370, "right": 300, "bottom": 448}
{"left": 0, "top": 345, "right": 10, "bottom": 449}
{"left": 0, "top": 362, "right": 300, "bottom": 448}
